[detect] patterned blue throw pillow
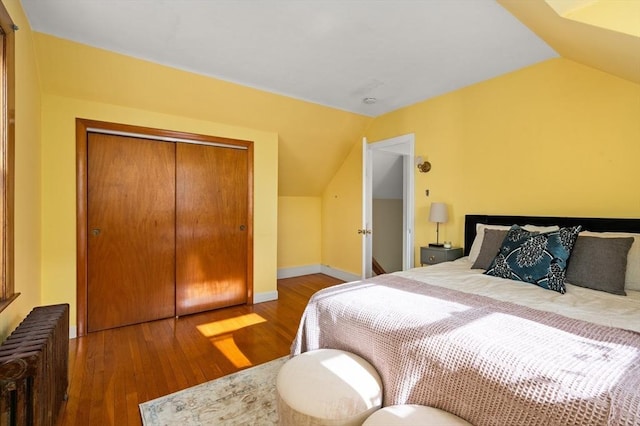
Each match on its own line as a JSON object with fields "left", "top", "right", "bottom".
{"left": 484, "top": 225, "right": 582, "bottom": 293}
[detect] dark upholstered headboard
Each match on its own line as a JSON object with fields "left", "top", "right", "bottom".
{"left": 464, "top": 215, "right": 640, "bottom": 256}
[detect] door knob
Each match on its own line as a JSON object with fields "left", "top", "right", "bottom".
{"left": 91, "top": 228, "right": 101, "bottom": 236}
{"left": 239, "top": 225, "right": 246, "bottom": 231}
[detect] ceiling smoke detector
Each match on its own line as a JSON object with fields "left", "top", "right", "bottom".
{"left": 362, "top": 97, "right": 377, "bottom": 105}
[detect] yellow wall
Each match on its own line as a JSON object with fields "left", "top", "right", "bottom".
{"left": 364, "top": 58, "right": 640, "bottom": 266}
{"left": 28, "top": 33, "right": 373, "bottom": 326}
{"left": 563, "top": 0, "right": 640, "bottom": 37}
{"left": 40, "top": 95, "right": 278, "bottom": 327}
{"left": 0, "top": 0, "right": 42, "bottom": 339}
{"left": 321, "top": 141, "right": 363, "bottom": 275}
{"left": 277, "top": 197, "right": 321, "bottom": 268}
{"left": 32, "top": 33, "right": 371, "bottom": 196}
{"left": 6, "top": 1, "right": 639, "bottom": 334}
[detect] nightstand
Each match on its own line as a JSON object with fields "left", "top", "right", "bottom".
{"left": 420, "top": 246, "right": 463, "bottom": 266}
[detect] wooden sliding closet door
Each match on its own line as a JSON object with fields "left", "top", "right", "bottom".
{"left": 176, "top": 143, "right": 248, "bottom": 316}
{"left": 87, "top": 134, "right": 176, "bottom": 332}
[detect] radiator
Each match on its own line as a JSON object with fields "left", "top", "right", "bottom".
{"left": 0, "top": 304, "right": 69, "bottom": 426}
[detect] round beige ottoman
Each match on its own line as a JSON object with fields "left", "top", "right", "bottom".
{"left": 363, "top": 404, "right": 472, "bottom": 425}
{"left": 276, "top": 349, "right": 383, "bottom": 426}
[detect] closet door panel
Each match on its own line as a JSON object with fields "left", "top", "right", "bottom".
{"left": 87, "top": 134, "right": 176, "bottom": 332}
{"left": 176, "top": 143, "right": 248, "bottom": 316}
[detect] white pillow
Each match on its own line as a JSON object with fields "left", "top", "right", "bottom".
{"left": 468, "top": 223, "right": 560, "bottom": 264}
{"left": 579, "top": 231, "right": 640, "bottom": 291}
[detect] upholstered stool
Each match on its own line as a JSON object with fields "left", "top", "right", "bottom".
{"left": 363, "top": 404, "right": 472, "bottom": 425}
{"left": 276, "top": 349, "right": 383, "bottom": 426}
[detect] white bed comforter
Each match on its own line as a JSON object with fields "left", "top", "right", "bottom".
{"left": 291, "top": 260, "right": 640, "bottom": 425}
{"left": 397, "top": 257, "right": 640, "bottom": 333}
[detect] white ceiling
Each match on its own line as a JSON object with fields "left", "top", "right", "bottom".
{"left": 21, "top": 0, "right": 558, "bottom": 117}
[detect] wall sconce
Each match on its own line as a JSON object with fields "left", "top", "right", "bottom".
{"left": 415, "top": 156, "right": 431, "bottom": 173}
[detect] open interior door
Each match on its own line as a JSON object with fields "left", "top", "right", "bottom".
{"left": 362, "top": 134, "right": 416, "bottom": 279}
{"left": 361, "top": 137, "right": 373, "bottom": 279}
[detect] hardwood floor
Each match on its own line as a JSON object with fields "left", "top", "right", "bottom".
{"left": 56, "top": 273, "right": 344, "bottom": 426}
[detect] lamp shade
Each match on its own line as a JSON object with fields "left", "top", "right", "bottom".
{"left": 428, "top": 203, "right": 448, "bottom": 223}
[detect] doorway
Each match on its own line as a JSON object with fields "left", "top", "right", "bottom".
{"left": 362, "top": 134, "right": 415, "bottom": 279}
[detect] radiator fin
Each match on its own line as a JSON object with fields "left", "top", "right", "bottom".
{"left": 0, "top": 304, "right": 69, "bottom": 426}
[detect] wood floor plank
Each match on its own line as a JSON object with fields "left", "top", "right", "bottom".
{"left": 56, "top": 274, "right": 342, "bottom": 426}
{"left": 156, "top": 319, "right": 190, "bottom": 393}
{"left": 57, "top": 338, "right": 83, "bottom": 426}
{"left": 122, "top": 325, "right": 142, "bottom": 425}
{"left": 102, "top": 329, "right": 118, "bottom": 425}
{"left": 88, "top": 332, "right": 106, "bottom": 426}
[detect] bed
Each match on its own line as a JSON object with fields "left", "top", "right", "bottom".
{"left": 291, "top": 215, "right": 640, "bottom": 425}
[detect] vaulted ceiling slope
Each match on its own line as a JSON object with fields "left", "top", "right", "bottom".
{"left": 499, "top": 0, "right": 640, "bottom": 85}
{"left": 20, "top": 1, "right": 640, "bottom": 197}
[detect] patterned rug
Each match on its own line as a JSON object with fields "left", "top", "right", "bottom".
{"left": 139, "top": 356, "right": 288, "bottom": 425}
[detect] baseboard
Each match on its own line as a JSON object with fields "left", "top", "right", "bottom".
{"left": 278, "top": 265, "right": 322, "bottom": 279}
{"left": 277, "top": 264, "right": 322, "bottom": 279}
{"left": 68, "top": 291, "right": 279, "bottom": 337}
{"left": 320, "top": 265, "right": 361, "bottom": 283}
{"left": 277, "top": 264, "right": 361, "bottom": 283}
{"left": 253, "top": 290, "right": 278, "bottom": 304}
{"left": 70, "top": 268, "right": 369, "bottom": 335}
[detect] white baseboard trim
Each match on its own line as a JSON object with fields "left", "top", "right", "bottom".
{"left": 277, "top": 264, "right": 322, "bottom": 279}
{"left": 259, "top": 265, "right": 359, "bottom": 304}
{"left": 320, "top": 265, "right": 361, "bottom": 283}
{"left": 254, "top": 290, "right": 278, "bottom": 304}
{"left": 277, "top": 264, "right": 360, "bottom": 282}
{"left": 67, "top": 291, "right": 280, "bottom": 339}
{"left": 70, "top": 272, "right": 365, "bottom": 335}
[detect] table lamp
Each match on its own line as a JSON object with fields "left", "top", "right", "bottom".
{"left": 428, "top": 202, "right": 448, "bottom": 247}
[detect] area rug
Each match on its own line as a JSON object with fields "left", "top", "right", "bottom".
{"left": 139, "top": 356, "right": 288, "bottom": 425}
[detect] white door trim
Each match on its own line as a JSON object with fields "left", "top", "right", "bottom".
{"left": 362, "top": 134, "right": 415, "bottom": 279}
{"left": 362, "top": 137, "right": 373, "bottom": 279}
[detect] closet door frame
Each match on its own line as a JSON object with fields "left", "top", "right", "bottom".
{"left": 76, "top": 118, "right": 254, "bottom": 337}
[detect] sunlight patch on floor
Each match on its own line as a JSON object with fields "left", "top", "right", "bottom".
{"left": 211, "top": 334, "right": 253, "bottom": 368}
{"left": 196, "top": 313, "right": 266, "bottom": 337}
{"left": 196, "top": 313, "right": 267, "bottom": 368}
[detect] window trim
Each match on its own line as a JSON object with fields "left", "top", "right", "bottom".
{"left": 0, "top": 3, "right": 18, "bottom": 313}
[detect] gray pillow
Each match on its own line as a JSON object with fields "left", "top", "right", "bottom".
{"left": 565, "top": 236, "right": 634, "bottom": 295}
{"left": 471, "top": 229, "right": 508, "bottom": 270}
